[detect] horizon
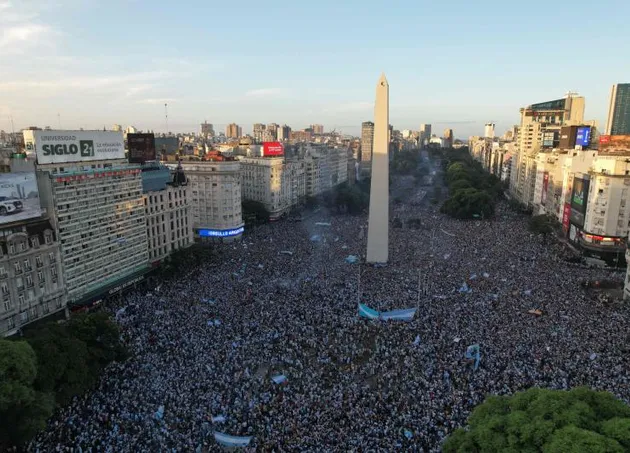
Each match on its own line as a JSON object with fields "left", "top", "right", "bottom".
{"left": 1, "top": 0, "right": 629, "bottom": 138}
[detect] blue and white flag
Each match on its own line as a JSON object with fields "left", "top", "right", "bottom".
{"left": 211, "top": 415, "right": 226, "bottom": 423}
{"left": 465, "top": 344, "right": 481, "bottom": 371}
{"left": 345, "top": 255, "right": 359, "bottom": 264}
{"left": 358, "top": 303, "right": 380, "bottom": 319}
{"left": 201, "top": 298, "right": 216, "bottom": 304}
{"left": 413, "top": 335, "right": 421, "bottom": 346}
{"left": 214, "top": 432, "right": 252, "bottom": 448}
{"left": 154, "top": 405, "right": 164, "bottom": 420}
{"left": 404, "top": 429, "right": 413, "bottom": 439}
{"left": 459, "top": 283, "right": 471, "bottom": 293}
{"left": 271, "top": 374, "right": 287, "bottom": 385}
{"left": 380, "top": 308, "right": 417, "bottom": 322}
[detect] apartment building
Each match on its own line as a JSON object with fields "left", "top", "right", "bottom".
{"left": 142, "top": 162, "right": 192, "bottom": 263}
{"left": 181, "top": 160, "right": 243, "bottom": 241}
{"left": 0, "top": 219, "right": 65, "bottom": 336}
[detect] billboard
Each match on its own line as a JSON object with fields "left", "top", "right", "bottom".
{"left": 576, "top": 126, "right": 591, "bottom": 147}
{"left": 24, "top": 130, "right": 125, "bottom": 164}
{"left": 570, "top": 176, "right": 590, "bottom": 227}
{"left": 562, "top": 203, "right": 571, "bottom": 232}
{"left": 541, "top": 172, "right": 549, "bottom": 204}
{"left": 127, "top": 133, "right": 156, "bottom": 164}
{"left": 155, "top": 137, "right": 179, "bottom": 156}
{"left": 559, "top": 126, "right": 578, "bottom": 149}
{"left": 0, "top": 172, "right": 42, "bottom": 225}
{"left": 263, "top": 141, "right": 284, "bottom": 157}
{"left": 598, "top": 135, "right": 630, "bottom": 157}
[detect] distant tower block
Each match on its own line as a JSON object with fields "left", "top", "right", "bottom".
{"left": 366, "top": 74, "right": 390, "bottom": 264}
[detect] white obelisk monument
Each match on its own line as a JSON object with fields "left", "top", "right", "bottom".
{"left": 366, "top": 74, "right": 389, "bottom": 263}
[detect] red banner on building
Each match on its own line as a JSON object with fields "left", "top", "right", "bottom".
{"left": 263, "top": 141, "right": 284, "bottom": 157}
{"left": 562, "top": 203, "right": 571, "bottom": 232}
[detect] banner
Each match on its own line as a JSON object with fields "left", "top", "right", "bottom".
{"left": 214, "top": 432, "right": 253, "bottom": 448}
{"left": 465, "top": 344, "right": 481, "bottom": 371}
{"left": 358, "top": 303, "right": 417, "bottom": 321}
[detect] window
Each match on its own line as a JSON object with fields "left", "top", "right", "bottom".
{"left": 36, "top": 256, "right": 43, "bottom": 267}
{"left": 1, "top": 283, "right": 7, "bottom": 295}
{"left": 26, "top": 275, "right": 33, "bottom": 287}
{"left": 45, "top": 234, "right": 52, "bottom": 245}
{"left": 9, "top": 243, "right": 15, "bottom": 254}
{"left": 24, "top": 259, "right": 31, "bottom": 270}
{"left": 38, "top": 271, "right": 44, "bottom": 284}
{"left": 19, "top": 242, "right": 25, "bottom": 252}
{"left": 3, "top": 300, "right": 12, "bottom": 311}
{"left": 13, "top": 262, "right": 21, "bottom": 273}
{"left": 31, "top": 237, "right": 39, "bottom": 248}
{"left": 51, "top": 267, "right": 57, "bottom": 277}
{"left": 7, "top": 317, "right": 14, "bottom": 329}
{"left": 18, "top": 295, "right": 25, "bottom": 306}
{"left": 20, "top": 311, "right": 28, "bottom": 322}
{"left": 49, "top": 252, "right": 56, "bottom": 263}
{"left": 0, "top": 266, "right": 5, "bottom": 278}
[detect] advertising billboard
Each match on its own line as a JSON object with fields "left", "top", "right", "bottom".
{"left": 541, "top": 172, "right": 549, "bottom": 204}
{"left": 24, "top": 130, "right": 125, "bottom": 164}
{"left": 542, "top": 132, "right": 556, "bottom": 148}
{"left": 598, "top": 135, "right": 630, "bottom": 157}
{"left": 562, "top": 203, "right": 571, "bottom": 232}
{"left": 559, "top": 126, "right": 578, "bottom": 149}
{"left": 575, "top": 126, "right": 591, "bottom": 147}
{"left": 570, "top": 176, "right": 590, "bottom": 227}
{"left": 0, "top": 172, "right": 42, "bottom": 225}
{"left": 263, "top": 141, "right": 284, "bottom": 157}
{"left": 155, "top": 137, "right": 179, "bottom": 156}
{"left": 127, "top": 133, "right": 156, "bottom": 164}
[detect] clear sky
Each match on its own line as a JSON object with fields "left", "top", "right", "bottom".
{"left": 1, "top": 0, "right": 629, "bottom": 139}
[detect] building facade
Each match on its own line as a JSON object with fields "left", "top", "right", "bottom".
{"left": 443, "top": 129, "right": 454, "bottom": 148}
{"left": 36, "top": 161, "right": 149, "bottom": 305}
{"left": 278, "top": 125, "right": 291, "bottom": 142}
{"left": 181, "top": 161, "right": 243, "bottom": 241}
{"left": 420, "top": 124, "right": 432, "bottom": 146}
{"left": 0, "top": 219, "right": 66, "bottom": 336}
{"left": 253, "top": 123, "right": 266, "bottom": 143}
{"left": 142, "top": 163, "right": 192, "bottom": 264}
{"left": 226, "top": 123, "right": 242, "bottom": 139}
{"left": 605, "top": 83, "right": 630, "bottom": 135}
{"left": 310, "top": 124, "right": 324, "bottom": 135}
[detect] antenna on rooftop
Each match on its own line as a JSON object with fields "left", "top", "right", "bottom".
{"left": 165, "top": 103, "right": 169, "bottom": 134}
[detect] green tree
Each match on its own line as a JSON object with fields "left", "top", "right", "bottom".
{"left": 242, "top": 200, "right": 271, "bottom": 225}
{"left": 440, "top": 188, "right": 494, "bottom": 219}
{"left": 529, "top": 215, "right": 555, "bottom": 235}
{"left": 27, "top": 323, "right": 92, "bottom": 405}
{"left": 443, "top": 387, "right": 630, "bottom": 453}
{"left": 0, "top": 340, "right": 54, "bottom": 449}
{"left": 66, "top": 312, "right": 127, "bottom": 371}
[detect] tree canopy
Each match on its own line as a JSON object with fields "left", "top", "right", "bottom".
{"left": 529, "top": 214, "right": 555, "bottom": 235}
{"left": 443, "top": 387, "right": 630, "bottom": 453}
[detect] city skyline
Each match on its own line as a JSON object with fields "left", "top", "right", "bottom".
{"left": 1, "top": 0, "right": 630, "bottom": 138}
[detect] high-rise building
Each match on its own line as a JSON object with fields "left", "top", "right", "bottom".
{"left": 443, "top": 129, "right": 454, "bottom": 148}
{"left": 360, "top": 121, "right": 374, "bottom": 163}
{"left": 181, "top": 160, "right": 243, "bottom": 242}
{"left": 484, "top": 123, "right": 495, "bottom": 139}
{"left": 420, "top": 124, "right": 432, "bottom": 146}
{"left": 278, "top": 124, "right": 291, "bottom": 142}
{"left": 200, "top": 121, "right": 214, "bottom": 137}
{"left": 266, "top": 123, "right": 279, "bottom": 141}
{"left": 25, "top": 130, "right": 150, "bottom": 307}
{"left": 510, "top": 95, "right": 585, "bottom": 207}
{"left": 605, "top": 83, "right": 630, "bottom": 135}
{"left": 226, "top": 123, "right": 242, "bottom": 139}
{"left": 253, "top": 123, "right": 266, "bottom": 142}
{"left": 310, "top": 124, "right": 324, "bottom": 135}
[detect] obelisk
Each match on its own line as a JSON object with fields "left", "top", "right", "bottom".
{"left": 366, "top": 74, "right": 389, "bottom": 263}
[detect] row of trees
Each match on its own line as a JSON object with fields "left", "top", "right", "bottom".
{"left": 440, "top": 148, "right": 503, "bottom": 219}
{"left": 0, "top": 313, "right": 127, "bottom": 448}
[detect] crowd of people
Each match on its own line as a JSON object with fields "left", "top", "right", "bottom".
{"left": 32, "top": 156, "right": 630, "bottom": 452}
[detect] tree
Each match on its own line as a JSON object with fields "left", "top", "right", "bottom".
{"left": 242, "top": 200, "right": 271, "bottom": 225}
{"left": 66, "top": 312, "right": 128, "bottom": 370}
{"left": 0, "top": 340, "right": 54, "bottom": 448}
{"left": 443, "top": 387, "right": 630, "bottom": 453}
{"left": 27, "top": 323, "right": 92, "bottom": 405}
{"left": 440, "top": 188, "right": 494, "bottom": 219}
{"left": 529, "top": 214, "right": 555, "bottom": 235}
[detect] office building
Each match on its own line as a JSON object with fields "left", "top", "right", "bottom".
{"left": 226, "top": 123, "right": 242, "bottom": 139}
{"left": 253, "top": 123, "right": 266, "bottom": 142}
{"left": 181, "top": 160, "right": 243, "bottom": 242}
{"left": 278, "top": 124, "right": 291, "bottom": 142}
{"left": 310, "top": 124, "right": 324, "bottom": 135}
{"left": 240, "top": 157, "right": 297, "bottom": 220}
{"left": 141, "top": 162, "right": 192, "bottom": 264}
{"left": 443, "top": 129, "right": 454, "bottom": 148}
{"left": 24, "top": 130, "right": 150, "bottom": 307}
{"left": 420, "top": 124, "right": 432, "bottom": 146}
{"left": 509, "top": 95, "right": 585, "bottom": 207}
{"left": 605, "top": 83, "right": 630, "bottom": 135}
{"left": 0, "top": 218, "right": 66, "bottom": 337}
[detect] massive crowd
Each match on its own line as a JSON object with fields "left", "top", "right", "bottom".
{"left": 32, "top": 158, "right": 630, "bottom": 452}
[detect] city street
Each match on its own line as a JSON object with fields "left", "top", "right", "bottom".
{"left": 33, "top": 154, "right": 630, "bottom": 452}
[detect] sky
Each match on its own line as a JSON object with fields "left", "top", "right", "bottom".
{"left": 1, "top": 0, "right": 629, "bottom": 139}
